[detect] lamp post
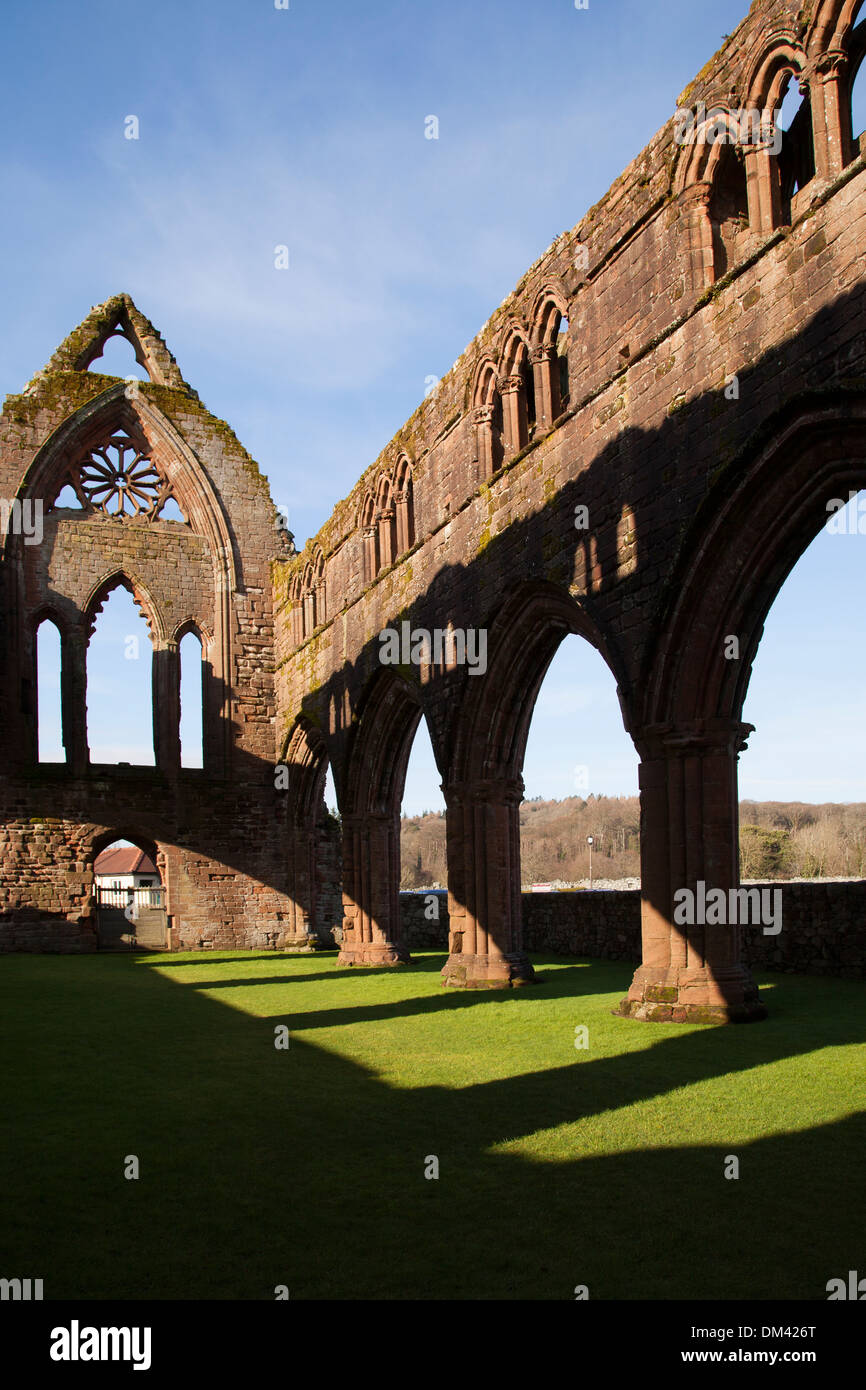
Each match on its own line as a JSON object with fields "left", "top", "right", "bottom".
{"left": 587, "top": 835, "right": 593, "bottom": 889}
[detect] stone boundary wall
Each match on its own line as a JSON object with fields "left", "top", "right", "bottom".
{"left": 400, "top": 883, "right": 866, "bottom": 979}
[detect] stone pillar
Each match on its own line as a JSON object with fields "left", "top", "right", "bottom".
{"left": 395, "top": 488, "right": 413, "bottom": 554}
{"left": 743, "top": 131, "right": 782, "bottom": 234}
{"left": 362, "top": 526, "right": 378, "bottom": 585}
{"left": 377, "top": 507, "right": 396, "bottom": 570}
{"left": 805, "top": 51, "right": 850, "bottom": 181}
{"left": 531, "top": 344, "right": 561, "bottom": 429}
{"left": 678, "top": 180, "right": 715, "bottom": 292}
{"left": 338, "top": 812, "right": 410, "bottom": 967}
{"left": 618, "top": 720, "right": 766, "bottom": 1023}
{"left": 61, "top": 625, "right": 89, "bottom": 775}
{"left": 152, "top": 641, "right": 180, "bottom": 775}
{"left": 473, "top": 405, "right": 497, "bottom": 480}
{"left": 499, "top": 375, "right": 528, "bottom": 457}
{"left": 283, "top": 824, "right": 322, "bottom": 952}
{"left": 441, "top": 778, "right": 534, "bottom": 988}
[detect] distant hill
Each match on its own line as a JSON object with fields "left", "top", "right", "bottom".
{"left": 398, "top": 796, "right": 866, "bottom": 888}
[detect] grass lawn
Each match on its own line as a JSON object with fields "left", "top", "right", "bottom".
{"left": 1, "top": 950, "right": 864, "bottom": 1301}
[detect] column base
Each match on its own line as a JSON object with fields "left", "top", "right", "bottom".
{"left": 337, "top": 941, "right": 410, "bottom": 968}
{"left": 279, "top": 933, "right": 321, "bottom": 954}
{"left": 616, "top": 964, "right": 767, "bottom": 1024}
{"left": 441, "top": 952, "right": 535, "bottom": 989}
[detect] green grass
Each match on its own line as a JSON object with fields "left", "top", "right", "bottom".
{"left": 1, "top": 950, "right": 864, "bottom": 1300}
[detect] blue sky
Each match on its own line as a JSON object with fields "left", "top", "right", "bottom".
{"left": 11, "top": 0, "right": 865, "bottom": 812}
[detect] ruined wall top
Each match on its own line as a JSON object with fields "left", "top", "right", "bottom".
{"left": 275, "top": 0, "right": 865, "bottom": 607}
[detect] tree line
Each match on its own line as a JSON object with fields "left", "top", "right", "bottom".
{"left": 398, "top": 796, "right": 866, "bottom": 888}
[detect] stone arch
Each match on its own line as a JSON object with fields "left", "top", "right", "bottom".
{"left": 498, "top": 325, "right": 536, "bottom": 453}
{"left": 359, "top": 491, "right": 379, "bottom": 584}
{"left": 375, "top": 473, "right": 397, "bottom": 570}
{"left": 451, "top": 580, "right": 627, "bottom": 787}
{"left": 642, "top": 396, "right": 866, "bottom": 732}
{"left": 32, "top": 610, "right": 65, "bottom": 764}
{"left": 84, "top": 568, "right": 165, "bottom": 645}
{"left": 13, "top": 385, "right": 236, "bottom": 772}
{"left": 442, "top": 581, "right": 629, "bottom": 988}
{"left": 673, "top": 111, "right": 752, "bottom": 285}
{"left": 807, "top": 0, "right": 865, "bottom": 56}
{"left": 530, "top": 284, "right": 570, "bottom": 425}
{"left": 801, "top": 0, "right": 866, "bottom": 173}
{"left": 619, "top": 398, "right": 866, "bottom": 1025}
{"left": 289, "top": 573, "right": 304, "bottom": 646}
{"left": 299, "top": 547, "right": 325, "bottom": 636}
{"left": 732, "top": 38, "right": 812, "bottom": 231}
{"left": 338, "top": 668, "right": 425, "bottom": 967}
{"left": 471, "top": 357, "right": 503, "bottom": 480}
{"left": 279, "top": 716, "right": 333, "bottom": 949}
{"left": 393, "top": 454, "right": 415, "bottom": 554}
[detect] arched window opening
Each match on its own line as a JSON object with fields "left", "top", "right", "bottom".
{"left": 290, "top": 576, "right": 304, "bottom": 646}
{"left": 558, "top": 316, "right": 571, "bottom": 409}
{"left": 531, "top": 299, "right": 569, "bottom": 426}
{"left": 87, "top": 584, "right": 155, "bottom": 766}
{"left": 36, "top": 618, "right": 64, "bottom": 763}
{"left": 53, "top": 484, "right": 85, "bottom": 509}
{"left": 87, "top": 333, "right": 150, "bottom": 381}
{"left": 520, "top": 634, "right": 639, "bottom": 888}
{"left": 499, "top": 336, "right": 533, "bottom": 455}
{"left": 51, "top": 429, "right": 187, "bottom": 523}
{"left": 376, "top": 477, "right": 397, "bottom": 571}
{"left": 360, "top": 494, "right": 379, "bottom": 584}
{"left": 394, "top": 458, "right": 415, "bottom": 554}
{"left": 179, "top": 630, "right": 204, "bottom": 769}
{"left": 709, "top": 142, "right": 750, "bottom": 278}
{"left": 399, "top": 717, "right": 447, "bottom": 894}
{"left": 776, "top": 72, "right": 816, "bottom": 222}
{"left": 158, "top": 497, "right": 187, "bottom": 524}
{"left": 93, "top": 837, "right": 167, "bottom": 951}
{"left": 313, "top": 550, "right": 326, "bottom": 627}
{"left": 738, "top": 489, "right": 866, "bottom": 877}
{"left": 473, "top": 365, "right": 504, "bottom": 481}
{"left": 521, "top": 350, "right": 537, "bottom": 434}
{"left": 302, "top": 563, "right": 316, "bottom": 637}
{"left": 852, "top": 49, "right": 866, "bottom": 149}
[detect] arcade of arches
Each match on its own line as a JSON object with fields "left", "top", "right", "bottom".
{"left": 2, "top": 0, "right": 866, "bottom": 1021}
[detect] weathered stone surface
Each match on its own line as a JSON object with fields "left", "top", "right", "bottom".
{"left": 2, "top": 5, "right": 865, "bottom": 1024}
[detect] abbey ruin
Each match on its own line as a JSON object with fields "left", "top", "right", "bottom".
{"left": 2, "top": 0, "right": 865, "bottom": 1022}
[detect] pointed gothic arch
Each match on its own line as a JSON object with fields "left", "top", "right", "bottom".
{"left": 338, "top": 669, "right": 425, "bottom": 967}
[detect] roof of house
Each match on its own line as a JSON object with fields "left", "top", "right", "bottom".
{"left": 94, "top": 847, "right": 157, "bottom": 877}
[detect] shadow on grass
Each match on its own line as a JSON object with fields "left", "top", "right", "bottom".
{"left": 0, "top": 953, "right": 863, "bottom": 1301}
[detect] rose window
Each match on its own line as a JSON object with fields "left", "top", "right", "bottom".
{"left": 56, "top": 432, "right": 183, "bottom": 521}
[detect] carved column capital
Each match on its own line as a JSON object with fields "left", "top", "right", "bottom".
{"left": 498, "top": 374, "right": 524, "bottom": 395}
{"left": 803, "top": 49, "right": 848, "bottom": 85}
{"left": 530, "top": 343, "right": 556, "bottom": 365}
{"left": 677, "top": 179, "right": 713, "bottom": 211}
{"left": 634, "top": 718, "right": 755, "bottom": 763}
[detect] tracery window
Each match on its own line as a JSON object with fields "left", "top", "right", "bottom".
{"left": 51, "top": 430, "right": 186, "bottom": 522}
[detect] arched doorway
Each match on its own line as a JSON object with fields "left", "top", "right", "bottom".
{"left": 93, "top": 834, "right": 167, "bottom": 951}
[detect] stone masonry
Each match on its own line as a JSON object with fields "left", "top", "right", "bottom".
{"left": 2, "top": 0, "right": 866, "bottom": 1024}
